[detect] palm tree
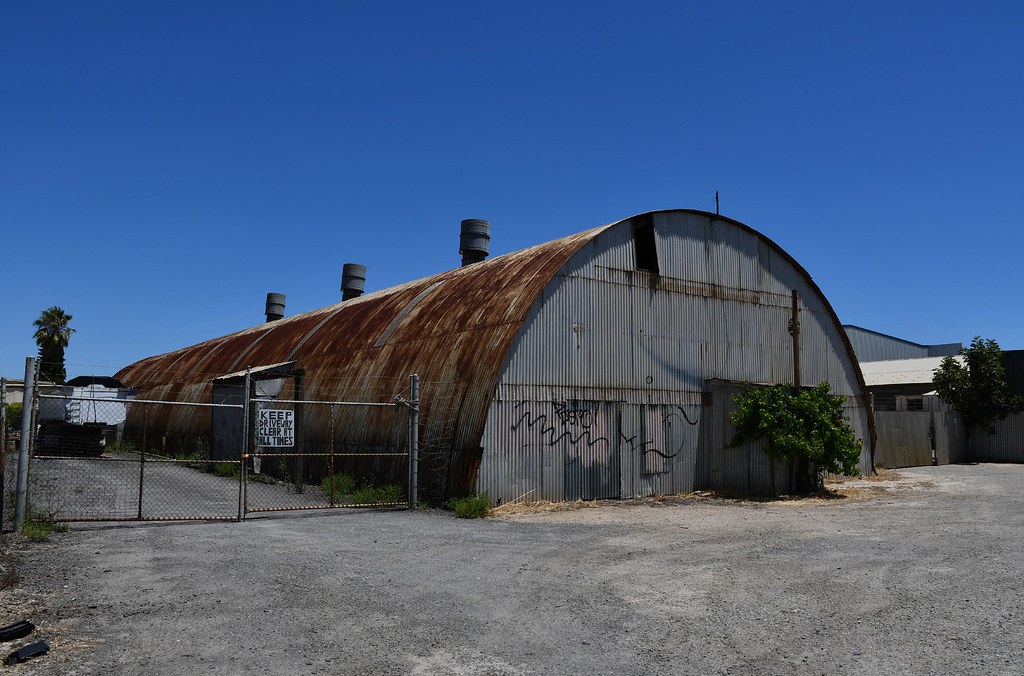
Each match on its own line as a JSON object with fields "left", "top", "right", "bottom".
{"left": 33, "top": 306, "right": 75, "bottom": 384}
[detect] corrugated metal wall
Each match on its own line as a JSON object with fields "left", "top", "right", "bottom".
{"left": 874, "top": 412, "right": 933, "bottom": 467}
{"left": 478, "top": 211, "right": 873, "bottom": 503}
{"left": 874, "top": 410, "right": 966, "bottom": 468}
{"left": 700, "top": 380, "right": 796, "bottom": 494}
{"left": 935, "top": 413, "right": 966, "bottom": 464}
{"left": 970, "top": 413, "right": 1024, "bottom": 462}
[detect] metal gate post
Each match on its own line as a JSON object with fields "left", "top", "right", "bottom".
{"left": 239, "top": 367, "right": 251, "bottom": 521}
{"left": 14, "top": 357, "right": 36, "bottom": 531}
{"left": 408, "top": 374, "right": 419, "bottom": 509}
{"left": 138, "top": 405, "right": 147, "bottom": 520}
{"left": 328, "top": 404, "right": 336, "bottom": 505}
{"left": 1, "top": 378, "right": 6, "bottom": 530}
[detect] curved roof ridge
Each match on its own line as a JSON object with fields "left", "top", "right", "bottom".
{"left": 116, "top": 222, "right": 610, "bottom": 389}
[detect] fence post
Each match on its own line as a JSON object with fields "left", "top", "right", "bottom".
{"left": 239, "top": 367, "right": 251, "bottom": 521}
{"left": 14, "top": 357, "right": 36, "bottom": 531}
{"left": 138, "top": 404, "right": 147, "bottom": 520}
{"left": 293, "top": 369, "right": 305, "bottom": 494}
{"left": 1, "top": 377, "right": 6, "bottom": 530}
{"left": 328, "top": 404, "right": 336, "bottom": 505}
{"left": 408, "top": 374, "right": 419, "bottom": 509}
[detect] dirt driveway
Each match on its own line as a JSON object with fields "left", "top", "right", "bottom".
{"left": 2, "top": 464, "right": 1023, "bottom": 675}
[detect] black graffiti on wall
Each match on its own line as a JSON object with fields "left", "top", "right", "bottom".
{"left": 668, "top": 406, "right": 699, "bottom": 426}
{"left": 619, "top": 431, "right": 680, "bottom": 460}
{"left": 511, "top": 401, "right": 609, "bottom": 448}
{"left": 622, "top": 405, "right": 702, "bottom": 467}
{"left": 509, "top": 401, "right": 701, "bottom": 463}
{"left": 553, "top": 400, "right": 593, "bottom": 428}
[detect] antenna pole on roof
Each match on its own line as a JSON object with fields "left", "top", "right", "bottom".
{"left": 715, "top": 191, "right": 720, "bottom": 215}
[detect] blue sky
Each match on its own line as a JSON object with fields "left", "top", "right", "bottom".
{"left": 3, "top": 1, "right": 1022, "bottom": 380}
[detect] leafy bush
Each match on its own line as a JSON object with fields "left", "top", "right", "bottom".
{"left": 446, "top": 493, "right": 492, "bottom": 518}
{"left": 351, "top": 484, "right": 404, "bottom": 505}
{"left": 729, "top": 382, "right": 862, "bottom": 491}
{"left": 320, "top": 472, "right": 357, "bottom": 498}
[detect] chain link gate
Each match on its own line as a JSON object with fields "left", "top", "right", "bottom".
{"left": 27, "top": 396, "right": 244, "bottom": 522}
{"left": 10, "top": 367, "right": 421, "bottom": 527}
{"left": 240, "top": 373, "right": 420, "bottom": 516}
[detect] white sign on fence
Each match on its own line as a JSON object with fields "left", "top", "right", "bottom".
{"left": 257, "top": 409, "right": 295, "bottom": 447}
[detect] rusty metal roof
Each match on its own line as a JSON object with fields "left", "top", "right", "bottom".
{"left": 116, "top": 223, "right": 610, "bottom": 453}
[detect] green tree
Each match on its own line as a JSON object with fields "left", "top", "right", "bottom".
{"left": 728, "top": 382, "right": 863, "bottom": 492}
{"left": 33, "top": 306, "right": 75, "bottom": 385}
{"left": 4, "top": 401, "right": 23, "bottom": 432}
{"left": 933, "top": 336, "right": 1024, "bottom": 436}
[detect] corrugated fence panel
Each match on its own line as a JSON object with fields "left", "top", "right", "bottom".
{"left": 970, "top": 413, "right": 1024, "bottom": 462}
{"left": 872, "top": 410, "right": 966, "bottom": 468}
{"left": 935, "top": 412, "right": 966, "bottom": 464}
{"left": 874, "top": 411, "right": 933, "bottom": 468}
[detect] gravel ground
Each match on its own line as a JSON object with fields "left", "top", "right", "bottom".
{"left": 2, "top": 463, "right": 1023, "bottom": 675}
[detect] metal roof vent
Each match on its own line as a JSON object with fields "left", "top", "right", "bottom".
{"left": 459, "top": 219, "right": 490, "bottom": 266}
{"left": 341, "top": 263, "right": 367, "bottom": 301}
{"left": 265, "top": 293, "right": 286, "bottom": 322}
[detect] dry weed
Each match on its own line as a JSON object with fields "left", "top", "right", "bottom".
{"left": 491, "top": 499, "right": 597, "bottom": 516}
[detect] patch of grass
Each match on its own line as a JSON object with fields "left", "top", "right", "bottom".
{"left": 320, "top": 472, "right": 357, "bottom": 498}
{"left": 446, "top": 493, "right": 492, "bottom": 518}
{"left": 351, "top": 484, "right": 405, "bottom": 505}
{"left": 213, "top": 462, "right": 240, "bottom": 479}
{"left": 22, "top": 511, "right": 67, "bottom": 542}
{"left": 105, "top": 441, "right": 136, "bottom": 454}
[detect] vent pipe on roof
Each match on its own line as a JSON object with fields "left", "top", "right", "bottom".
{"left": 265, "top": 293, "right": 286, "bottom": 322}
{"left": 459, "top": 219, "right": 490, "bottom": 266}
{"left": 341, "top": 263, "right": 367, "bottom": 301}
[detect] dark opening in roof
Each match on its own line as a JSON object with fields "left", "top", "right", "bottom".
{"left": 632, "top": 214, "right": 660, "bottom": 274}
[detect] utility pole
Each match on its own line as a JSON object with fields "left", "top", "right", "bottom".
{"left": 789, "top": 290, "right": 801, "bottom": 390}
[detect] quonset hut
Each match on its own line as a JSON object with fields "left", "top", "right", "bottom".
{"left": 116, "top": 210, "right": 874, "bottom": 502}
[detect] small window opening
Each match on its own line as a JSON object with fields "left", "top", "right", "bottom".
{"left": 632, "top": 215, "right": 660, "bottom": 274}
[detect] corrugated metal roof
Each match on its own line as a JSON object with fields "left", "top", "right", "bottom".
{"left": 115, "top": 224, "right": 610, "bottom": 477}
{"left": 859, "top": 356, "right": 964, "bottom": 386}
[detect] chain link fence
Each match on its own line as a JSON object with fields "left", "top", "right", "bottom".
{"left": 2, "top": 378, "right": 21, "bottom": 531}
{"left": 4, "top": 372, "right": 422, "bottom": 527}
{"left": 29, "top": 397, "right": 242, "bottom": 521}
{"left": 242, "top": 397, "right": 412, "bottom": 514}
